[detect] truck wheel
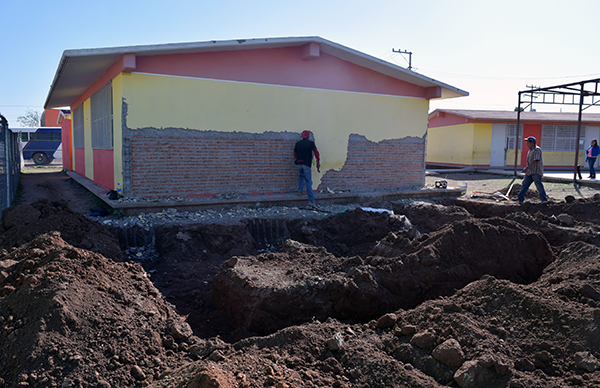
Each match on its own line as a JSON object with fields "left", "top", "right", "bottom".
{"left": 32, "top": 153, "right": 50, "bottom": 165}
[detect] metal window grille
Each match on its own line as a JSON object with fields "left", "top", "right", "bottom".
{"left": 73, "top": 105, "right": 84, "bottom": 148}
{"left": 507, "top": 124, "right": 523, "bottom": 150}
{"left": 91, "top": 81, "right": 113, "bottom": 150}
{"left": 541, "top": 124, "right": 585, "bottom": 151}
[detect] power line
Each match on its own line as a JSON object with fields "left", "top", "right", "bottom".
{"left": 379, "top": 50, "right": 600, "bottom": 81}
{"left": 414, "top": 68, "right": 600, "bottom": 81}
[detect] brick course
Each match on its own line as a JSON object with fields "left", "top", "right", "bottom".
{"left": 125, "top": 129, "right": 424, "bottom": 197}
{"left": 320, "top": 134, "right": 425, "bottom": 190}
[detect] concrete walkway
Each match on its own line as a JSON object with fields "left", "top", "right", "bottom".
{"left": 482, "top": 168, "right": 600, "bottom": 187}
{"left": 68, "top": 167, "right": 600, "bottom": 215}
{"left": 68, "top": 171, "right": 463, "bottom": 215}
{"left": 427, "top": 166, "right": 600, "bottom": 187}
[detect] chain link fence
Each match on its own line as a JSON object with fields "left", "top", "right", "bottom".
{"left": 0, "top": 115, "right": 21, "bottom": 210}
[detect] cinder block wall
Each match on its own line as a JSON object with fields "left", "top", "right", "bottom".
{"left": 319, "top": 134, "right": 425, "bottom": 190}
{"left": 124, "top": 129, "right": 424, "bottom": 197}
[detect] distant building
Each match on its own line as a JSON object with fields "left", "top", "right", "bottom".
{"left": 427, "top": 109, "right": 600, "bottom": 168}
{"left": 44, "top": 37, "right": 467, "bottom": 197}
{"left": 40, "top": 108, "right": 70, "bottom": 127}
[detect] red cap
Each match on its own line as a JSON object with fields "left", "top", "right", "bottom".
{"left": 301, "top": 130, "right": 310, "bottom": 138}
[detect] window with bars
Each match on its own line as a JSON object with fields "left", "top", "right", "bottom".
{"left": 73, "top": 105, "right": 84, "bottom": 149}
{"left": 507, "top": 124, "right": 523, "bottom": 150}
{"left": 91, "top": 82, "right": 113, "bottom": 150}
{"left": 541, "top": 124, "right": 585, "bottom": 151}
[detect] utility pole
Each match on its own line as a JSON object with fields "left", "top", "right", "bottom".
{"left": 392, "top": 49, "right": 413, "bottom": 70}
{"left": 526, "top": 84, "right": 540, "bottom": 112}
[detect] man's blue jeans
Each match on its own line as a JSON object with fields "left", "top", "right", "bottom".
{"left": 297, "top": 164, "right": 315, "bottom": 203}
{"left": 517, "top": 173, "right": 548, "bottom": 203}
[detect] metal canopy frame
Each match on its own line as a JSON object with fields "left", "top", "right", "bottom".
{"left": 514, "top": 78, "right": 600, "bottom": 182}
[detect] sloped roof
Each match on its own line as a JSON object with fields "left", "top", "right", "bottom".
{"left": 45, "top": 36, "right": 468, "bottom": 109}
{"left": 429, "top": 109, "right": 600, "bottom": 124}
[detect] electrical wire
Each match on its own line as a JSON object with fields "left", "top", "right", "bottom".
{"left": 378, "top": 50, "right": 600, "bottom": 81}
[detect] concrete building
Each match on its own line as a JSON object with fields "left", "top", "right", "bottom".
{"left": 427, "top": 109, "right": 600, "bottom": 169}
{"left": 44, "top": 37, "right": 467, "bottom": 198}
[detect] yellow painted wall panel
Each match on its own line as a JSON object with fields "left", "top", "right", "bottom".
{"left": 83, "top": 100, "right": 93, "bottom": 180}
{"left": 507, "top": 150, "right": 584, "bottom": 167}
{"left": 122, "top": 73, "right": 429, "bottom": 184}
{"left": 112, "top": 74, "right": 124, "bottom": 189}
{"left": 506, "top": 150, "right": 522, "bottom": 166}
{"left": 426, "top": 123, "right": 475, "bottom": 165}
{"left": 544, "top": 151, "right": 585, "bottom": 166}
{"left": 472, "top": 123, "right": 492, "bottom": 165}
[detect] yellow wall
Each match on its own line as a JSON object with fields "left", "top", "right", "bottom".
{"left": 472, "top": 123, "right": 492, "bottom": 165}
{"left": 426, "top": 123, "right": 475, "bottom": 165}
{"left": 83, "top": 100, "right": 93, "bottom": 180}
{"left": 544, "top": 151, "right": 586, "bottom": 166}
{"left": 507, "top": 151, "right": 586, "bottom": 167}
{"left": 506, "top": 150, "right": 522, "bottom": 166}
{"left": 428, "top": 121, "right": 589, "bottom": 167}
{"left": 121, "top": 73, "right": 429, "bottom": 185}
{"left": 112, "top": 75, "right": 124, "bottom": 189}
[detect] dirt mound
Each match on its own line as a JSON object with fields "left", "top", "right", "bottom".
{"left": 390, "top": 201, "right": 472, "bottom": 233}
{"left": 0, "top": 199, "right": 122, "bottom": 261}
{"left": 212, "top": 217, "right": 553, "bottom": 336}
{"left": 286, "top": 208, "right": 412, "bottom": 257}
{"left": 503, "top": 211, "right": 600, "bottom": 248}
{"left": 147, "top": 241, "right": 600, "bottom": 388}
{"left": 0, "top": 232, "right": 207, "bottom": 387}
{"left": 4, "top": 172, "right": 600, "bottom": 387}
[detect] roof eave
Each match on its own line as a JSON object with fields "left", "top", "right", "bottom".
{"left": 44, "top": 36, "right": 468, "bottom": 109}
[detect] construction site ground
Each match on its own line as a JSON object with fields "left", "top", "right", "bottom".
{"left": 2, "top": 166, "right": 600, "bottom": 387}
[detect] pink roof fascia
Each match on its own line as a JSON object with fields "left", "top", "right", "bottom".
{"left": 428, "top": 109, "right": 600, "bottom": 128}
{"left": 134, "top": 46, "right": 433, "bottom": 99}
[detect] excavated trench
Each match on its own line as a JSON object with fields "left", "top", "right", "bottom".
{"left": 8, "top": 196, "right": 599, "bottom": 343}
{"left": 105, "top": 208, "right": 414, "bottom": 340}
{"left": 101, "top": 196, "right": 600, "bottom": 342}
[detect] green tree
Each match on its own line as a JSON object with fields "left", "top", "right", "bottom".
{"left": 16, "top": 109, "right": 41, "bottom": 127}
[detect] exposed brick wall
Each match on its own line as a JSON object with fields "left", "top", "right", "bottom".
{"left": 319, "top": 134, "right": 425, "bottom": 190}
{"left": 124, "top": 129, "right": 425, "bottom": 197}
{"left": 127, "top": 128, "right": 298, "bottom": 197}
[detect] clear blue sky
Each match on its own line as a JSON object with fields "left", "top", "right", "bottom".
{"left": 3, "top": 0, "right": 600, "bottom": 125}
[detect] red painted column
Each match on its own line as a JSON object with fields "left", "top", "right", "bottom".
{"left": 521, "top": 124, "right": 542, "bottom": 166}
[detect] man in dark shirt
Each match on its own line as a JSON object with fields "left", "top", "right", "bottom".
{"left": 294, "top": 130, "right": 320, "bottom": 207}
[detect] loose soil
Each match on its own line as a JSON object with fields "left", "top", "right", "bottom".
{"left": 3, "top": 170, "right": 600, "bottom": 387}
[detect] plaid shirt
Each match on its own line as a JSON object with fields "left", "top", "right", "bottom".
{"left": 526, "top": 146, "right": 544, "bottom": 176}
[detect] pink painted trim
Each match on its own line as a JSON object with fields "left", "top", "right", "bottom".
{"left": 428, "top": 112, "right": 470, "bottom": 128}
{"left": 74, "top": 148, "right": 86, "bottom": 176}
{"left": 72, "top": 53, "right": 136, "bottom": 110}
{"left": 301, "top": 42, "right": 320, "bottom": 60}
{"left": 93, "top": 149, "right": 114, "bottom": 190}
{"left": 135, "top": 47, "right": 430, "bottom": 98}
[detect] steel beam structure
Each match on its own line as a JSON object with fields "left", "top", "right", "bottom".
{"left": 514, "top": 78, "right": 600, "bottom": 182}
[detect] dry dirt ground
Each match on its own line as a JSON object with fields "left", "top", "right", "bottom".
{"left": 3, "top": 168, "right": 600, "bottom": 387}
